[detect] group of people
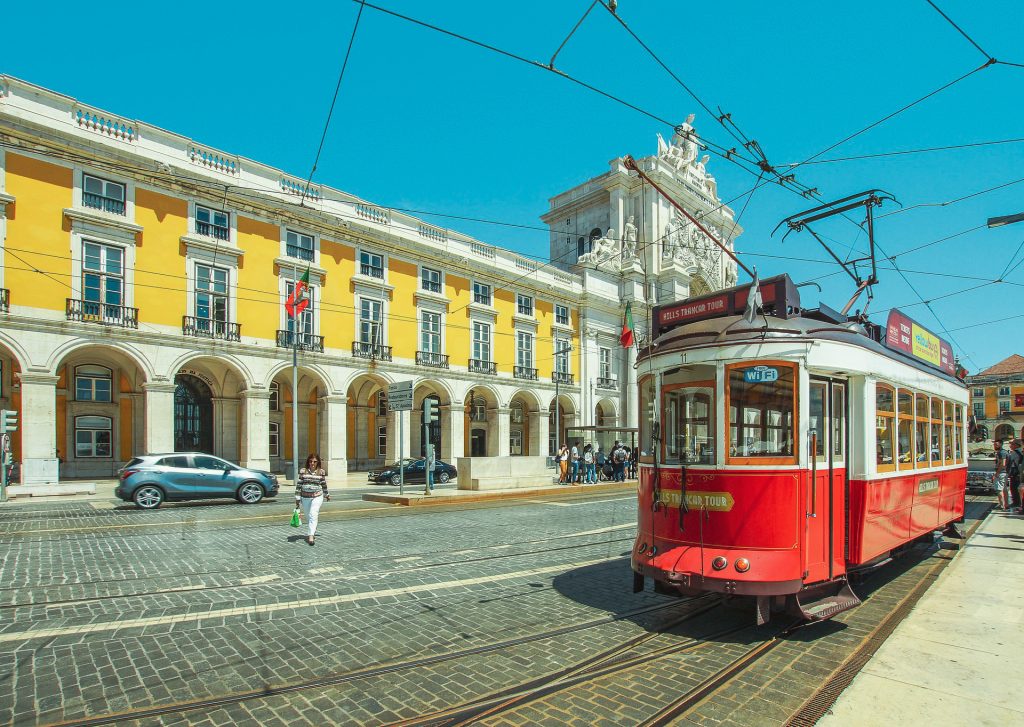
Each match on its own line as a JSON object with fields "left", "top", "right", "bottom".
{"left": 556, "top": 441, "right": 637, "bottom": 484}
{"left": 994, "top": 438, "right": 1024, "bottom": 513}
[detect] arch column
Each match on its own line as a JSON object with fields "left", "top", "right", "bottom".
{"left": 19, "top": 372, "right": 60, "bottom": 484}
{"left": 143, "top": 381, "right": 176, "bottom": 456}
{"left": 240, "top": 390, "right": 270, "bottom": 471}
{"left": 529, "top": 410, "right": 549, "bottom": 458}
{"left": 319, "top": 394, "right": 348, "bottom": 478}
{"left": 386, "top": 409, "right": 411, "bottom": 461}
{"left": 212, "top": 396, "right": 240, "bottom": 461}
{"left": 441, "top": 404, "right": 464, "bottom": 461}
{"left": 487, "top": 406, "right": 511, "bottom": 457}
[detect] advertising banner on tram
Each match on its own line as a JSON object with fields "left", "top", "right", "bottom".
{"left": 884, "top": 310, "right": 955, "bottom": 375}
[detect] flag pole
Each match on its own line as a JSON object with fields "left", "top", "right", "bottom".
{"left": 292, "top": 263, "right": 300, "bottom": 489}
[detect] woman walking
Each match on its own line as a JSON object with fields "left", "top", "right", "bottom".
{"left": 558, "top": 443, "right": 569, "bottom": 483}
{"left": 295, "top": 453, "right": 329, "bottom": 545}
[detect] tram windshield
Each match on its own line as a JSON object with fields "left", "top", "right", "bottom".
{"left": 727, "top": 362, "right": 797, "bottom": 461}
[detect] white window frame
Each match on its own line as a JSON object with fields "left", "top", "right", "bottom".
{"left": 420, "top": 266, "right": 442, "bottom": 294}
{"left": 554, "top": 338, "right": 571, "bottom": 374}
{"left": 973, "top": 402, "right": 984, "bottom": 418}
{"left": 599, "top": 347, "right": 612, "bottom": 380}
{"left": 72, "top": 166, "right": 136, "bottom": 220}
{"left": 359, "top": 250, "right": 386, "bottom": 280}
{"left": 377, "top": 424, "right": 387, "bottom": 458}
{"left": 421, "top": 310, "right": 442, "bottom": 354}
{"left": 81, "top": 173, "right": 127, "bottom": 216}
{"left": 80, "top": 240, "right": 127, "bottom": 316}
{"left": 75, "top": 364, "right": 113, "bottom": 403}
{"left": 998, "top": 386, "right": 1011, "bottom": 396}
{"left": 555, "top": 304, "right": 570, "bottom": 326}
{"left": 999, "top": 399, "right": 1011, "bottom": 413}
{"left": 517, "top": 293, "right": 534, "bottom": 317}
{"left": 472, "top": 282, "right": 492, "bottom": 306}
{"left": 74, "top": 415, "right": 113, "bottom": 458}
{"left": 510, "top": 429, "right": 523, "bottom": 455}
{"left": 516, "top": 331, "right": 533, "bottom": 369}
{"left": 268, "top": 421, "right": 280, "bottom": 457}
{"left": 358, "top": 296, "right": 384, "bottom": 346}
{"left": 283, "top": 228, "right": 316, "bottom": 264}
{"left": 281, "top": 278, "right": 318, "bottom": 339}
{"left": 472, "top": 321, "right": 492, "bottom": 363}
{"left": 377, "top": 392, "right": 388, "bottom": 417}
{"left": 194, "top": 203, "right": 232, "bottom": 242}
{"left": 269, "top": 381, "right": 280, "bottom": 411}
{"left": 972, "top": 387, "right": 984, "bottom": 398}
{"left": 193, "top": 262, "right": 231, "bottom": 329}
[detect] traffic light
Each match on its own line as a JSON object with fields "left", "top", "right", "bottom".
{"left": 0, "top": 409, "right": 16, "bottom": 433}
{"left": 423, "top": 398, "right": 438, "bottom": 425}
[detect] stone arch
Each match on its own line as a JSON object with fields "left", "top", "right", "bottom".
{"left": 0, "top": 331, "right": 31, "bottom": 373}
{"left": 346, "top": 372, "right": 394, "bottom": 470}
{"left": 0, "top": 338, "right": 26, "bottom": 474}
{"left": 264, "top": 360, "right": 335, "bottom": 393}
{"left": 548, "top": 393, "right": 579, "bottom": 453}
{"left": 167, "top": 351, "right": 255, "bottom": 394}
{"left": 464, "top": 384, "right": 501, "bottom": 458}
{"left": 268, "top": 364, "right": 332, "bottom": 473}
{"left": 995, "top": 423, "right": 1015, "bottom": 442}
{"left": 508, "top": 389, "right": 542, "bottom": 456}
{"left": 413, "top": 379, "right": 452, "bottom": 460}
{"left": 52, "top": 343, "right": 152, "bottom": 479}
{"left": 595, "top": 397, "right": 618, "bottom": 427}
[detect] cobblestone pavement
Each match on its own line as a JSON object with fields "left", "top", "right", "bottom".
{"left": 0, "top": 490, "right": 993, "bottom": 726}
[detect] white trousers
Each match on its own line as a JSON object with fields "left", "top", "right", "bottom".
{"left": 299, "top": 495, "right": 324, "bottom": 537}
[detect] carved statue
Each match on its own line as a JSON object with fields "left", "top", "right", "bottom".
{"left": 622, "top": 216, "right": 638, "bottom": 262}
{"left": 725, "top": 262, "right": 738, "bottom": 288}
{"left": 658, "top": 113, "right": 699, "bottom": 170}
{"left": 579, "top": 228, "right": 620, "bottom": 270}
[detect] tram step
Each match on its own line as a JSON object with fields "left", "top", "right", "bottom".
{"left": 790, "top": 580, "right": 862, "bottom": 622}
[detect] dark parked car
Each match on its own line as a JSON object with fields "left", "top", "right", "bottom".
{"left": 368, "top": 458, "right": 457, "bottom": 486}
{"left": 115, "top": 453, "right": 279, "bottom": 509}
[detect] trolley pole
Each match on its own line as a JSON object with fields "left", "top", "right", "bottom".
{"left": 291, "top": 264, "right": 300, "bottom": 490}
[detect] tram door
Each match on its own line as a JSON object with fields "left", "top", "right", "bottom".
{"left": 807, "top": 379, "right": 847, "bottom": 583}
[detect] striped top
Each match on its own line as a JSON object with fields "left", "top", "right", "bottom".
{"left": 294, "top": 468, "right": 328, "bottom": 498}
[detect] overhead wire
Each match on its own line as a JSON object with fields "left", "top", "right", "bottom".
{"left": 782, "top": 137, "right": 1024, "bottom": 166}
{"left": 876, "top": 175, "right": 1024, "bottom": 221}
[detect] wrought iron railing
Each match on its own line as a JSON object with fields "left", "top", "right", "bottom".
{"left": 196, "top": 221, "right": 230, "bottom": 240}
{"left": 596, "top": 376, "right": 618, "bottom": 389}
{"left": 416, "top": 351, "right": 449, "bottom": 368}
{"left": 421, "top": 279, "right": 442, "bottom": 293}
{"left": 82, "top": 192, "right": 125, "bottom": 215}
{"left": 182, "top": 316, "right": 241, "bottom": 341}
{"left": 469, "top": 359, "right": 497, "bottom": 375}
{"left": 66, "top": 299, "right": 138, "bottom": 328}
{"left": 552, "top": 371, "right": 575, "bottom": 385}
{"left": 276, "top": 329, "right": 324, "bottom": 353}
{"left": 360, "top": 263, "right": 384, "bottom": 279}
{"left": 286, "top": 244, "right": 314, "bottom": 261}
{"left": 352, "top": 341, "right": 393, "bottom": 361}
{"left": 0, "top": 289, "right": 8, "bottom": 313}
{"left": 514, "top": 366, "right": 538, "bottom": 380}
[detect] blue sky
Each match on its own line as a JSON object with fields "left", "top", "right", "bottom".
{"left": 3, "top": 1, "right": 1022, "bottom": 373}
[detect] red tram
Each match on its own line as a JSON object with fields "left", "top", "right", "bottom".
{"left": 631, "top": 274, "right": 968, "bottom": 624}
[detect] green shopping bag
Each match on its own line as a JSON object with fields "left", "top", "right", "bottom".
{"left": 290, "top": 508, "right": 301, "bottom": 528}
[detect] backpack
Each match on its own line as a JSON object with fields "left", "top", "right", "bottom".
{"left": 584, "top": 450, "right": 593, "bottom": 464}
{"left": 596, "top": 451, "right": 606, "bottom": 465}
{"left": 613, "top": 448, "right": 626, "bottom": 464}
{"left": 1008, "top": 450, "right": 1023, "bottom": 481}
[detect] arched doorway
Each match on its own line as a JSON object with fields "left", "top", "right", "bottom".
{"left": 995, "top": 423, "right": 1015, "bottom": 442}
{"left": 174, "top": 374, "right": 213, "bottom": 453}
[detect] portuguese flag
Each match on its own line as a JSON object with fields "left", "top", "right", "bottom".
{"left": 620, "top": 301, "right": 635, "bottom": 348}
{"left": 285, "top": 267, "right": 311, "bottom": 318}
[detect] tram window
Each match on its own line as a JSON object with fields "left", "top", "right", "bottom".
{"left": 664, "top": 386, "right": 714, "bottom": 465}
{"left": 727, "top": 362, "right": 796, "bottom": 462}
{"left": 639, "top": 376, "right": 654, "bottom": 458}
{"left": 809, "top": 383, "right": 826, "bottom": 459}
{"left": 832, "top": 385, "right": 845, "bottom": 460}
{"left": 915, "top": 394, "right": 930, "bottom": 468}
{"left": 943, "top": 401, "right": 954, "bottom": 464}
{"left": 930, "top": 398, "right": 942, "bottom": 466}
{"left": 955, "top": 405, "right": 964, "bottom": 463}
{"left": 897, "top": 390, "right": 914, "bottom": 470}
{"left": 875, "top": 384, "right": 896, "bottom": 471}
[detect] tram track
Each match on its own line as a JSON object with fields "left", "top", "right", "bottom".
{"left": 45, "top": 596, "right": 717, "bottom": 727}
{"left": 0, "top": 530, "right": 636, "bottom": 611}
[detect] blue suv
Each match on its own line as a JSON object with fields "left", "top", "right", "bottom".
{"left": 115, "top": 453, "right": 279, "bottom": 509}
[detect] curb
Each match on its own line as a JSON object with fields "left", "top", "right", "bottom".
{"left": 362, "top": 481, "right": 635, "bottom": 506}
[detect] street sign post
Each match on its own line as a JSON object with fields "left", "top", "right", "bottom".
{"left": 387, "top": 382, "right": 413, "bottom": 494}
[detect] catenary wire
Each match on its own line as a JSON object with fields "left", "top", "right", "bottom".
{"left": 876, "top": 175, "right": 1024, "bottom": 221}
{"left": 923, "top": 0, "right": 995, "bottom": 61}
{"left": 782, "top": 137, "right": 1024, "bottom": 167}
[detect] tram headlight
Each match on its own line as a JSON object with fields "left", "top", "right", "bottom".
{"left": 711, "top": 556, "right": 728, "bottom": 571}
{"left": 637, "top": 542, "right": 647, "bottom": 553}
{"left": 734, "top": 557, "right": 751, "bottom": 573}
{"left": 647, "top": 546, "right": 658, "bottom": 557}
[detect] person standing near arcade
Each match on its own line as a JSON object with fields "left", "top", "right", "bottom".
{"left": 295, "top": 453, "right": 329, "bottom": 545}
{"left": 1008, "top": 439, "right": 1024, "bottom": 514}
{"left": 994, "top": 439, "right": 1010, "bottom": 509}
{"left": 425, "top": 445, "right": 436, "bottom": 492}
{"left": 557, "top": 443, "right": 569, "bottom": 483}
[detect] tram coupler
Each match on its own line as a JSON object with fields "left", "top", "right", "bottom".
{"left": 633, "top": 572, "right": 645, "bottom": 593}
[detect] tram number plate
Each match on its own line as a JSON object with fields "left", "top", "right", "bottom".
{"left": 742, "top": 366, "right": 778, "bottom": 384}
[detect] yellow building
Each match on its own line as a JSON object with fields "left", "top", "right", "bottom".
{"left": 0, "top": 76, "right": 738, "bottom": 484}
{"left": 967, "top": 354, "right": 1024, "bottom": 447}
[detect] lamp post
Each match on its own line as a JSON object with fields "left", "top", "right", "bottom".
{"left": 987, "top": 212, "right": 1024, "bottom": 229}
{"left": 553, "top": 343, "right": 573, "bottom": 456}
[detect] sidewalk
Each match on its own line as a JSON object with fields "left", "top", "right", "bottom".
{"left": 819, "top": 509, "right": 1024, "bottom": 726}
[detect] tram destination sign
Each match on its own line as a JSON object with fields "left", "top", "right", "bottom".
{"left": 884, "top": 310, "right": 955, "bottom": 375}
{"left": 652, "top": 274, "right": 801, "bottom": 338}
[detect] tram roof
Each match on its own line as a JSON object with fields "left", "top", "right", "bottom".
{"left": 647, "top": 275, "right": 965, "bottom": 387}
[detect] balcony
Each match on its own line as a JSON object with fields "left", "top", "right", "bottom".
{"left": 196, "top": 221, "right": 230, "bottom": 241}
{"left": 514, "top": 366, "right": 538, "bottom": 380}
{"left": 276, "top": 330, "right": 324, "bottom": 353}
{"left": 82, "top": 192, "right": 125, "bottom": 216}
{"left": 352, "top": 341, "right": 393, "bottom": 361}
{"left": 416, "top": 351, "right": 449, "bottom": 369}
{"left": 596, "top": 376, "right": 618, "bottom": 390}
{"left": 66, "top": 299, "right": 138, "bottom": 328}
{"left": 0, "top": 289, "right": 7, "bottom": 313}
{"left": 469, "top": 359, "right": 497, "bottom": 376}
{"left": 182, "top": 316, "right": 241, "bottom": 342}
{"left": 552, "top": 371, "right": 574, "bottom": 385}
{"left": 286, "top": 244, "right": 314, "bottom": 262}
{"left": 360, "top": 263, "right": 384, "bottom": 279}
{"left": 421, "top": 279, "right": 441, "bottom": 294}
